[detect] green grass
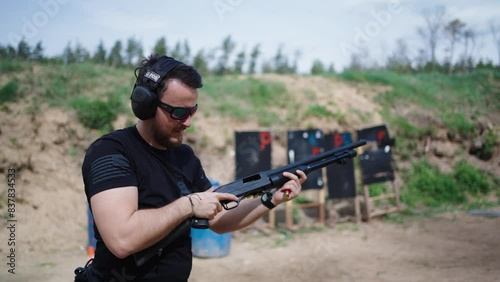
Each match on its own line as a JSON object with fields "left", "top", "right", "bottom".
{"left": 452, "top": 160, "right": 497, "bottom": 195}
{"left": 338, "top": 70, "right": 500, "bottom": 140}
{"left": 303, "top": 104, "right": 346, "bottom": 122}
{"left": 440, "top": 112, "right": 476, "bottom": 139}
{"left": 41, "top": 63, "right": 131, "bottom": 107}
{"left": 201, "top": 76, "right": 293, "bottom": 126}
{"left": 390, "top": 116, "right": 435, "bottom": 139}
{"left": 401, "top": 159, "right": 499, "bottom": 208}
{"left": 0, "top": 60, "right": 133, "bottom": 130}
{"left": 338, "top": 70, "right": 500, "bottom": 112}
{"left": 0, "top": 60, "right": 24, "bottom": 72}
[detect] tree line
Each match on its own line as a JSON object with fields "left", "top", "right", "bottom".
{"left": 1, "top": 6, "right": 499, "bottom": 75}
{"left": 349, "top": 7, "right": 500, "bottom": 74}
{"left": 0, "top": 35, "right": 308, "bottom": 76}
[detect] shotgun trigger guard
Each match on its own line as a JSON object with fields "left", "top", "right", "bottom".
{"left": 221, "top": 196, "right": 243, "bottom": 210}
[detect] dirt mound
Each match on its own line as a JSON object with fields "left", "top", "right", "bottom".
{"left": 0, "top": 104, "right": 93, "bottom": 255}
{"left": 189, "top": 74, "right": 388, "bottom": 184}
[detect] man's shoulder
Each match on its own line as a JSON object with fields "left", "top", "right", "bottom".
{"left": 84, "top": 127, "right": 137, "bottom": 159}
{"left": 90, "top": 126, "right": 135, "bottom": 147}
{"left": 101, "top": 126, "right": 135, "bottom": 142}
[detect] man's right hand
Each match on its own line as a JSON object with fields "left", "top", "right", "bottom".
{"left": 188, "top": 192, "right": 237, "bottom": 220}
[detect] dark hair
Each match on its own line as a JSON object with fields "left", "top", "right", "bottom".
{"left": 137, "top": 54, "right": 203, "bottom": 97}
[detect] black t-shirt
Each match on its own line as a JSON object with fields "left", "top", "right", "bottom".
{"left": 82, "top": 126, "right": 212, "bottom": 282}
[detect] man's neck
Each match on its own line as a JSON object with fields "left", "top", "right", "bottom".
{"left": 136, "top": 121, "right": 167, "bottom": 150}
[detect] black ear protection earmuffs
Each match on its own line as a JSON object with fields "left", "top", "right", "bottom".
{"left": 130, "top": 56, "right": 185, "bottom": 120}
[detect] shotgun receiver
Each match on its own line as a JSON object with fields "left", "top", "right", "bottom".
{"left": 191, "top": 139, "right": 367, "bottom": 229}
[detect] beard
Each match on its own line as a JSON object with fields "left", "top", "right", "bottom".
{"left": 152, "top": 120, "right": 185, "bottom": 149}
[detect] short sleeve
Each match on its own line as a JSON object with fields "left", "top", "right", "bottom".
{"left": 82, "top": 138, "right": 137, "bottom": 200}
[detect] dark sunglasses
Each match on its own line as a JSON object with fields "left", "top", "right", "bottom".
{"left": 158, "top": 102, "right": 198, "bottom": 120}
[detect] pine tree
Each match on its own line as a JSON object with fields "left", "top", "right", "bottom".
{"left": 192, "top": 49, "right": 210, "bottom": 76}
{"left": 311, "top": 59, "right": 325, "bottom": 75}
{"left": 234, "top": 50, "right": 246, "bottom": 74}
{"left": 93, "top": 40, "right": 107, "bottom": 64}
{"left": 215, "top": 35, "right": 235, "bottom": 75}
{"left": 32, "top": 41, "right": 44, "bottom": 61}
{"left": 153, "top": 37, "right": 167, "bottom": 56}
{"left": 107, "top": 40, "right": 123, "bottom": 67}
{"left": 62, "top": 42, "right": 75, "bottom": 64}
{"left": 17, "top": 38, "right": 31, "bottom": 60}
{"left": 248, "top": 44, "right": 260, "bottom": 74}
{"left": 126, "top": 36, "right": 142, "bottom": 66}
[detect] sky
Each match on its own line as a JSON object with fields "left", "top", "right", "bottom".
{"left": 1, "top": 0, "right": 500, "bottom": 73}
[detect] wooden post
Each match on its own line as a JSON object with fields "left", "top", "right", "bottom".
{"left": 354, "top": 196, "right": 361, "bottom": 225}
{"left": 363, "top": 184, "right": 371, "bottom": 221}
{"left": 285, "top": 201, "right": 293, "bottom": 229}
{"left": 284, "top": 189, "right": 326, "bottom": 229}
{"left": 361, "top": 181, "right": 401, "bottom": 221}
{"left": 392, "top": 181, "right": 401, "bottom": 210}
{"left": 268, "top": 209, "right": 275, "bottom": 229}
{"left": 318, "top": 188, "right": 326, "bottom": 224}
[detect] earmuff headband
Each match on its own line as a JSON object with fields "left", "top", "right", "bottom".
{"left": 135, "top": 56, "right": 185, "bottom": 92}
{"left": 130, "top": 56, "right": 185, "bottom": 120}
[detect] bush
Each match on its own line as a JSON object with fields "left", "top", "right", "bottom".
{"left": 441, "top": 112, "right": 476, "bottom": 139}
{"left": 71, "top": 97, "right": 117, "bottom": 131}
{"left": 402, "top": 161, "right": 464, "bottom": 207}
{"left": 452, "top": 160, "right": 495, "bottom": 195}
{"left": 105, "top": 85, "right": 130, "bottom": 114}
{"left": 473, "top": 129, "right": 497, "bottom": 160}
{"left": 0, "top": 79, "right": 20, "bottom": 104}
{"left": 402, "top": 160, "right": 499, "bottom": 208}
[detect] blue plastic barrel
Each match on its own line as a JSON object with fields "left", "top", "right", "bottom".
{"left": 190, "top": 179, "right": 232, "bottom": 258}
{"left": 191, "top": 228, "right": 232, "bottom": 258}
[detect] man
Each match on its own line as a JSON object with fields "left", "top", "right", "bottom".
{"left": 80, "top": 54, "right": 306, "bottom": 281}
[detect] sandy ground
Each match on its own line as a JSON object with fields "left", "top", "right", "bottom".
{"left": 1, "top": 211, "right": 499, "bottom": 282}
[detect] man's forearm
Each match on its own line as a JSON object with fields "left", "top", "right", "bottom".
{"left": 209, "top": 197, "right": 272, "bottom": 234}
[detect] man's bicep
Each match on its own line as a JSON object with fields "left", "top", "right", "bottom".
{"left": 90, "top": 186, "right": 138, "bottom": 239}
{"left": 84, "top": 152, "right": 137, "bottom": 198}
